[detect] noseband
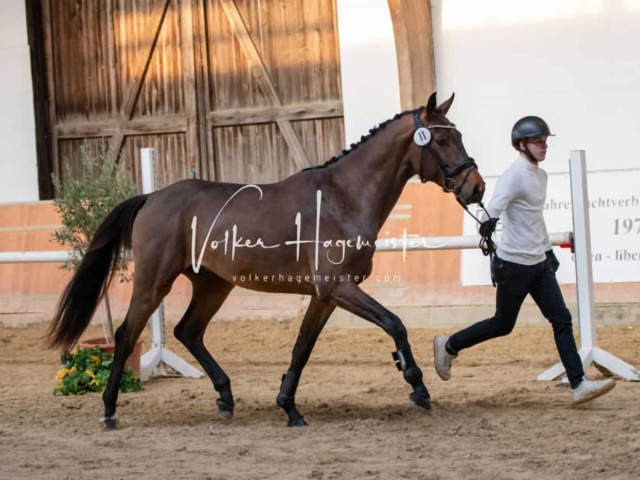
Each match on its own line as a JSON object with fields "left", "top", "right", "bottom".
{"left": 413, "top": 109, "right": 477, "bottom": 197}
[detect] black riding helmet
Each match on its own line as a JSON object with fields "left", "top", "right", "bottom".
{"left": 511, "top": 116, "right": 555, "bottom": 162}
{"left": 511, "top": 116, "right": 555, "bottom": 149}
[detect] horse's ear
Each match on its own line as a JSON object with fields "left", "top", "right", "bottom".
{"left": 436, "top": 92, "right": 455, "bottom": 116}
{"left": 426, "top": 92, "right": 438, "bottom": 118}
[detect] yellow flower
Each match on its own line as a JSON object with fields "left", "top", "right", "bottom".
{"left": 91, "top": 355, "right": 101, "bottom": 367}
{"left": 86, "top": 369, "right": 100, "bottom": 387}
{"left": 69, "top": 366, "right": 77, "bottom": 373}
{"left": 55, "top": 368, "right": 69, "bottom": 383}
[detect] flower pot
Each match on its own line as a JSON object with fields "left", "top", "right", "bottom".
{"left": 77, "top": 337, "right": 143, "bottom": 375}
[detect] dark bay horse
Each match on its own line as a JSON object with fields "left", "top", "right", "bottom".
{"left": 49, "top": 92, "right": 485, "bottom": 428}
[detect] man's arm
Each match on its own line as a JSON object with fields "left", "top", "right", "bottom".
{"left": 541, "top": 171, "right": 558, "bottom": 271}
{"left": 542, "top": 217, "right": 560, "bottom": 271}
{"left": 480, "top": 174, "right": 517, "bottom": 223}
{"left": 542, "top": 220, "right": 552, "bottom": 251}
{"left": 478, "top": 174, "right": 517, "bottom": 238}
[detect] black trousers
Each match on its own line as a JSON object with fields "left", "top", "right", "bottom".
{"left": 448, "top": 255, "right": 585, "bottom": 388}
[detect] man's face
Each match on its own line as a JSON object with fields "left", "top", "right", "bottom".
{"left": 520, "top": 135, "right": 548, "bottom": 162}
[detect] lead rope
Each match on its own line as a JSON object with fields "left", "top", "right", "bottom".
{"left": 460, "top": 201, "right": 498, "bottom": 287}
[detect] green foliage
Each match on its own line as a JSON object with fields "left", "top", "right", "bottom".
{"left": 54, "top": 346, "right": 143, "bottom": 396}
{"left": 51, "top": 140, "right": 137, "bottom": 278}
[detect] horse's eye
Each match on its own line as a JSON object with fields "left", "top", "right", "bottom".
{"left": 436, "top": 138, "right": 448, "bottom": 147}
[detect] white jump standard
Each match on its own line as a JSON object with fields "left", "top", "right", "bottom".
{"left": 138, "top": 148, "right": 204, "bottom": 381}
{"left": 536, "top": 151, "right": 640, "bottom": 382}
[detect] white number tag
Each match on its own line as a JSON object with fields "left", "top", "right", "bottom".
{"left": 414, "top": 127, "right": 431, "bottom": 146}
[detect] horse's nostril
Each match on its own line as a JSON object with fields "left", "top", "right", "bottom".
{"left": 471, "top": 184, "right": 484, "bottom": 203}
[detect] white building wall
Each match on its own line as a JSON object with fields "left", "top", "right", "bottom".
{"left": 336, "top": 0, "right": 402, "bottom": 147}
{"left": 431, "top": 0, "right": 640, "bottom": 176}
{"left": 0, "top": 0, "right": 39, "bottom": 203}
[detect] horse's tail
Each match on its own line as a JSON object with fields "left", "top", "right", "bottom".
{"left": 48, "top": 194, "right": 150, "bottom": 351}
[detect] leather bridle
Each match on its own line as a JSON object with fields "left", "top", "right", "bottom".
{"left": 412, "top": 108, "right": 498, "bottom": 285}
{"left": 413, "top": 109, "right": 478, "bottom": 197}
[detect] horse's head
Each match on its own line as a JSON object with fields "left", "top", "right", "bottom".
{"left": 408, "top": 92, "right": 485, "bottom": 206}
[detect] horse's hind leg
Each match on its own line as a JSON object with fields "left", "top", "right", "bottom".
{"left": 329, "top": 282, "right": 431, "bottom": 411}
{"left": 101, "top": 256, "right": 182, "bottom": 429}
{"left": 174, "top": 269, "right": 235, "bottom": 418}
{"left": 277, "top": 297, "right": 336, "bottom": 427}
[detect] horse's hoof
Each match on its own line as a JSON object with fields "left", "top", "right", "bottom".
{"left": 216, "top": 399, "right": 234, "bottom": 420}
{"left": 100, "top": 415, "right": 119, "bottom": 430}
{"left": 410, "top": 395, "right": 432, "bottom": 411}
{"left": 287, "top": 417, "right": 309, "bottom": 427}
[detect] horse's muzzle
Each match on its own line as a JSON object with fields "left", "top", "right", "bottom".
{"left": 471, "top": 183, "right": 485, "bottom": 204}
{"left": 456, "top": 182, "right": 485, "bottom": 207}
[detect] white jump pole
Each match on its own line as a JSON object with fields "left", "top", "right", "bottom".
{"left": 537, "top": 150, "right": 640, "bottom": 381}
{"left": 138, "top": 148, "right": 203, "bottom": 381}
{"left": 375, "top": 232, "right": 572, "bottom": 253}
{"left": 0, "top": 251, "right": 80, "bottom": 263}
{"left": 0, "top": 233, "right": 572, "bottom": 263}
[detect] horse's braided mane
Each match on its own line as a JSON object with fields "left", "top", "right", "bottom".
{"left": 302, "top": 106, "right": 422, "bottom": 172}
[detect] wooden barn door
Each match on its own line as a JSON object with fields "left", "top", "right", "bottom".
{"left": 42, "top": 0, "right": 201, "bottom": 190}
{"left": 38, "top": 0, "right": 345, "bottom": 193}
{"left": 201, "top": 0, "right": 344, "bottom": 183}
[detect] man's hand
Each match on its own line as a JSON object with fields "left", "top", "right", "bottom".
{"left": 479, "top": 218, "right": 498, "bottom": 237}
{"left": 546, "top": 249, "right": 560, "bottom": 273}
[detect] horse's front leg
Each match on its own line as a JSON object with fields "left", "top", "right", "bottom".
{"left": 329, "top": 282, "right": 431, "bottom": 410}
{"left": 277, "top": 297, "right": 336, "bottom": 427}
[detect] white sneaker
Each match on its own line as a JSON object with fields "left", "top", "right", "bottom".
{"left": 571, "top": 377, "right": 616, "bottom": 405}
{"left": 433, "top": 335, "right": 456, "bottom": 381}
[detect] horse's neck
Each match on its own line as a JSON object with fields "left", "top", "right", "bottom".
{"left": 328, "top": 118, "right": 414, "bottom": 230}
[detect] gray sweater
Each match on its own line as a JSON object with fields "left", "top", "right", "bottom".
{"left": 482, "top": 155, "right": 552, "bottom": 266}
